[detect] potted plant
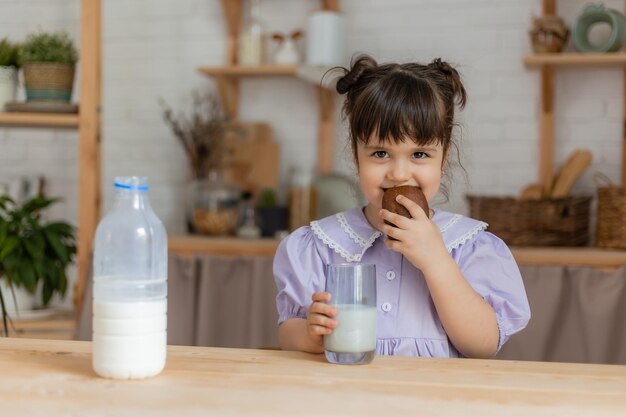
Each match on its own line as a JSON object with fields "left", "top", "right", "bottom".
{"left": 18, "top": 30, "right": 78, "bottom": 102}
{"left": 256, "top": 187, "right": 288, "bottom": 237}
{"left": 161, "top": 91, "right": 241, "bottom": 235}
{"left": 0, "top": 194, "right": 76, "bottom": 336}
{"left": 0, "top": 38, "right": 19, "bottom": 110}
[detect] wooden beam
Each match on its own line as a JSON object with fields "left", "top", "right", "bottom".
{"left": 622, "top": 1, "right": 626, "bottom": 188}
{"left": 221, "top": 0, "right": 242, "bottom": 65}
{"left": 214, "top": 76, "right": 240, "bottom": 119}
{"left": 316, "top": 86, "right": 334, "bottom": 174}
{"left": 322, "top": 0, "right": 340, "bottom": 11}
{"left": 539, "top": 66, "right": 554, "bottom": 195}
{"left": 543, "top": 0, "right": 555, "bottom": 14}
{"left": 623, "top": 69, "right": 626, "bottom": 186}
{"left": 75, "top": 0, "right": 101, "bottom": 314}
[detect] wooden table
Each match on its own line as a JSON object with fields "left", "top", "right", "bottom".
{"left": 1, "top": 338, "right": 625, "bottom": 416}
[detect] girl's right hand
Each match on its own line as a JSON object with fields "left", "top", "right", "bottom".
{"left": 306, "top": 292, "right": 338, "bottom": 347}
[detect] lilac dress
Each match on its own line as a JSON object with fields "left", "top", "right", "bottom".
{"left": 273, "top": 207, "right": 531, "bottom": 358}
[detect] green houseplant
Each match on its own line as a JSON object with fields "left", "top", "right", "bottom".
{"left": 19, "top": 30, "right": 79, "bottom": 102}
{"left": 0, "top": 38, "right": 20, "bottom": 110}
{"left": 0, "top": 195, "right": 76, "bottom": 336}
{"left": 255, "top": 188, "right": 288, "bottom": 237}
{"left": 0, "top": 38, "right": 19, "bottom": 67}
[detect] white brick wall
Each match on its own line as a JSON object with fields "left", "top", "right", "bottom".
{"left": 1, "top": 0, "right": 625, "bottom": 306}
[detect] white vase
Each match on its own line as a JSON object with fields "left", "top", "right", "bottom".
{"left": 0, "top": 66, "right": 17, "bottom": 111}
{"left": 0, "top": 279, "right": 36, "bottom": 314}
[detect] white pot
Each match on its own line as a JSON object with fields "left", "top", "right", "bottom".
{"left": 0, "top": 279, "right": 36, "bottom": 314}
{"left": 306, "top": 11, "right": 346, "bottom": 66}
{"left": 0, "top": 66, "right": 17, "bottom": 111}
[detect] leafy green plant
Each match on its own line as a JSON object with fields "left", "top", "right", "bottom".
{"left": 18, "top": 30, "right": 78, "bottom": 66}
{"left": 256, "top": 188, "right": 277, "bottom": 208}
{"left": 0, "top": 195, "right": 76, "bottom": 336}
{"left": 0, "top": 38, "right": 19, "bottom": 67}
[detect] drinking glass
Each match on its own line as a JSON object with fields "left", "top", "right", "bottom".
{"left": 324, "top": 263, "right": 377, "bottom": 365}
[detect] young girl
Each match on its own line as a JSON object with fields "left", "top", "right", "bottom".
{"left": 273, "top": 55, "right": 530, "bottom": 359}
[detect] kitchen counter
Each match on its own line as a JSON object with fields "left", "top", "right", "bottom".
{"left": 1, "top": 338, "right": 625, "bottom": 416}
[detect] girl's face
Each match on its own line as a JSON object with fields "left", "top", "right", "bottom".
{"left": 356, "top": 135, "right": 445, "bottom": 228}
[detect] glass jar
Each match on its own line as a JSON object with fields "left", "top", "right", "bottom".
{"left": 187, "top": 170, "right": 240, "bottom": 236}
{"left": 288, "top": 167, "right": 317, "bottom": 231}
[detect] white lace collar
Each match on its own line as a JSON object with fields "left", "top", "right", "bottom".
{"left": 310, "top": 207, "right": 487, "bottom": 263}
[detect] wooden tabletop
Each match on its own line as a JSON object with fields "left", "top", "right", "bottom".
{"left": 1, "top": 338, "right": 625, "bottom": 416}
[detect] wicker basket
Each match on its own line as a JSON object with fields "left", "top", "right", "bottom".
{"left": 23, "top": 62, "right": 75, "bottom": 102}
{"left": 596, "top": 185, "right": 626, "bottom": 249}
{"left": 467, "top": 195, "right": 592, "bottom": 246}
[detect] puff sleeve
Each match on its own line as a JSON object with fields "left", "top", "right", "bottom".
{"left": 452, "top": 231, "right": 531, "bottom": 353}
{"left": 273, "top": 226, "right": 327, "bottom": 324}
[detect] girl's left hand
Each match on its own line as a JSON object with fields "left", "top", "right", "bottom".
{"left": 379, "top": 194, "right": 449, "bottom": 271}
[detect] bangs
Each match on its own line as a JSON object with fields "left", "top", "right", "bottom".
{"left": 350, "top": 72, "right": 446, "bottom": 147}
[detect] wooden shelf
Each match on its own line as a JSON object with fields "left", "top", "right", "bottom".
{"left": 197, "top": 65, "right": 299, "bottom": 77}
{"left": 7, "top": 309, "right": 75, "bottom": 340}
{"left": 199, "top": 1, "right": 340, "bottom": 174}
{"left": 526, "top": 0, "right": 626, "bottom": 188}
{"left": 0, "top": 112, "right": 79, "bottom": 128}
{"left": 169, "top": 235, "right": 626, "bottom": 268}
{"left": 169, "top": 235, "right": 280, "bottom": 257}
{"left": 512, "top": 247, "right": 626, "bottom": 267}
{"left": 524, "top": 52, "right": 626, "bottom": 67}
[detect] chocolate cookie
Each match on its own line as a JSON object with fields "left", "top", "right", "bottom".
{"left": 382, "top": 185, "right": 429, "bottom": 222}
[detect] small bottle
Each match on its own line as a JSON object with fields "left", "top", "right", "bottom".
{"left": 92, "top": 176, "right": 168, "bottom": 380}
{"left": 288, "top": 167, "right": 317, "bottom": 231}
{"left": 238, "top": 0, "right": 265, "bottom": 66}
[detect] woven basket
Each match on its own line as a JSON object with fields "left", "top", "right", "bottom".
{"left": 596, "top": 185, "right": 626, "bottom": 249}
{"left": 23, "top": 62, "right": 75, "bottom": 102}
{"left": 467, "top": 195, "right": 592, "bottom": 246}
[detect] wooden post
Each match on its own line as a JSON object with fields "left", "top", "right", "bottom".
{"left": 623, "top": 1, "right": 626, "bottom": 186}
{"left": 537, "top": 1, "right": 556, "bottom": 194}
{"left": 543, "top": 0, "right": 555, "bottom": 14}
{"left": 217, "top": 0, "right": 242, "bottom": 120}
{"left": 214, "top": 76, "right": 240, "bottom": 120}
{"left": 539, "top": 66, "right": 554, "bottom": 195}
{"left": 317, "top": 86, "right": 334, "bottom": 174}
{"left": 221, "top": 0, "right": 242, "bottom": 66}
{"left": 322, "top": 0, "right": 340, "bottom": 11}
{"left": 75, "top": 0, "right": 101, "bottom": 314}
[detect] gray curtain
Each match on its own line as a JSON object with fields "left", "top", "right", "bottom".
{"left": 77, "top": 254, "right": 279, "bottom": 350}
{"left": 497, "top": 265, "right": 626, "bottom": 364}
{"left": 167, "top": 254, "right": 278, "bottom": 348}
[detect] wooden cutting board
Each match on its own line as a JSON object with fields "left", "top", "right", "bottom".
{"left": 550, "top": 149, "right": 592, "bottom": 198}
{"left": 223, "top": 122, "right": 280, "bottom": 194}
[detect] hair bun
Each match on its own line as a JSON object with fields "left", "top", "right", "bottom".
{"left": 429, "top": 58, "right": 467, "bottom": 108}
{"left": 431, "top": 58, "right": 453, "bottom": 75}
{"left": 336, "top": 55, "right": 378, "bottom": 94}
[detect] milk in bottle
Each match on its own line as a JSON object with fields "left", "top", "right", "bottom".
{"left": 92, "top": 176, "right": 167, "bottom": 379}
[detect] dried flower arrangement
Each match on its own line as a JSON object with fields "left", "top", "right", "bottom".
{"left": 160, "top": 91, "right": 231, "bottom": 179}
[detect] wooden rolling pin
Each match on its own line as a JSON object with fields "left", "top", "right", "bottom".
{"left": 550, "top": 149, "right": 593, "bottom": 198}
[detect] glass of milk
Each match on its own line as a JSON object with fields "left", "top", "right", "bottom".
{"left": 324, "top": 263, "right": 377, "bottom": 365}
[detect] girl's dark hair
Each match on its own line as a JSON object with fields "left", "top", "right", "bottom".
{"left": 336, "top": 54, "right": 467, "bottom": 193}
